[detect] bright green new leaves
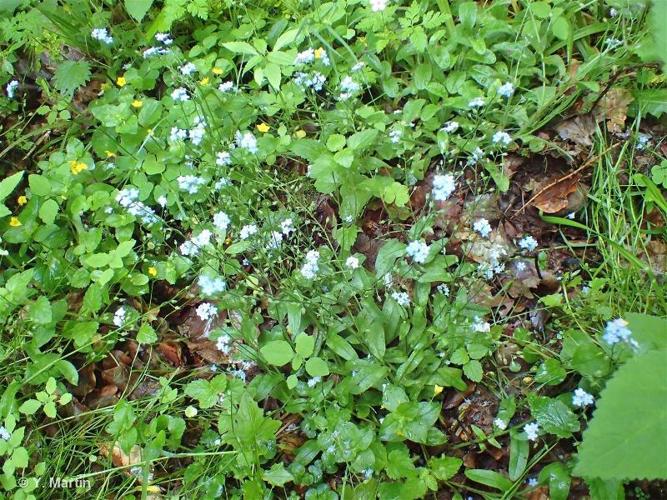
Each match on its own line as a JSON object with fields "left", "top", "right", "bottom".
{"left": 574, "top": 349, "right": 667, "bottom": 480}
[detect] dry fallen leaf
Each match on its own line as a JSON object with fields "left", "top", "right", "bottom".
{"left": 531, "top": 174, "right": 581, "bottom": 213}
{"left": 595, "top": 88, "right": 633, "bottom": 133}
{"left": 554, "top": 114, "right": 595, "bottom": 147}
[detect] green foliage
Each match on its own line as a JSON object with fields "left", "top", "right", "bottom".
{"left": 575, "top": 349, "right": 667, "bottom": 480}
{"left": 52, "top": 60, "right": 91, "bottom": 96}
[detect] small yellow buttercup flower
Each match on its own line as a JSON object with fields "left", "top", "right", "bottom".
{"left": 295, "top": 129, "right": 306, "bottom": 138}
{"left": 314, "top": 47, "right": 325, "bottom": 59}
{"left": 199, "top": 77, "right": 210, "bottom": 85}
{"left": 212, "top": 67, "right": 223, "bottom": 75}
{"left": 17, "top": 196, "right": 27, "bottom": 206}
{"left": 69, "top": 160, "right": 88, "bottom": 175}
{"left": 147, "top": 266, "right": 158, "bottom": 277}
{"left": 256, "top": 123, "right": 270, "bottom": 133}
{"left": 131, "top": 99, "right": 143, "bottom": 108}
{"left": 116, "top": 76, "right": 126, "bottom": 87}
{"left": 9, "top": 217, "right": 21, "bottom": 227}
{"left": 434, "top": 385, "right": 444, "bottom": 396}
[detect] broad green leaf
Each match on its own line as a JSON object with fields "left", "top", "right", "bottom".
{"left": 574, "top": 349, "right": 667, "bottom": 480}
{"left": 429, "top": 456, "right": 462, "bottom": 480}
{"left": 38, "top": 199, "right": 59, "bottom": 224}
{"left": 260, "top": 340, "right": 294, "bottom": 366}
{"left": 222, "top": 42, "right": 259, "bottom": 56}
{"left": 264, "top": 62, "right": 281, "bottom": 89}
{"left": 273, "top": 28, "right": 300, "bottom": 51}
{"left": 625, "top": 313, "right": 667, "bottom": 351}
{"left": 137, "top": 323, "right": 157, "bottom": 344}
{"left": 295, "top": 334, "right": 315, "bottom": 357}
{"left": 19, "top": 399, "right": 41, "bottom": 415}
{"left": 463, "top": 360, "right": 483, "bottom": 382}
{"left": 262, "top": 463, "right": 294, "bottom": 486}
{"left": 53, "top": 60, "right": 91, "bottom": 96}
{"left": 124, "top": 0, "right": 153, "bottom": 21}
{"left": 375, "top": 239, "right": 406, "bottom": 278}
{"left": 305, "top": 357, "right": 329, "bottom": 377}
{"left": 538, "top": 462, "right": 571, "bottom": 500}
{"left": 529, "top": 396, "right": 579, "bottom": 438}
{"left": 28, "top": 174, "right": 50, "bottom": 196}
{"left": 28, "top": 296, "right": 52, "bottom": 325}
{"left": 0, "top": 171, "right": 24, "bottom": 202}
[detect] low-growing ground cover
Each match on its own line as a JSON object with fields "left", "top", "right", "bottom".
{"left": 0, "top": 0, "right": 666, "bottom": 498}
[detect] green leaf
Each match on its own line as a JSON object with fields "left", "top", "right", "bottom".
{"left": 375, "top": 239, "right": 406, "bottom": 278}
{"left": 326, "top": 134, "right": 346, "bottom": 152}
{"left": 260, "top": 340, "right": 294, "bottom": 366}
{"left": 464, "top": 469, "right": 513, "bottom": 492}
{"left": 55, "top": 360, "right": 79, "bottom": 385}
{"left": 262, "top": 463, "right": 294, "bottom": 486}
{"left": 538, "top": 462, "right": 571, "bottom": 500}
{"left": 429, "top": 456, "right": 462, "bottom": 480}
{"left": 273, "top": 28, "right": 300, "bottom": 51}
{"left": 463, "top": 360, "right": 483, "bottom": 382}
{"left": 295, "top": 334, "right": 315, "bottom": 357}
{"left": 53, "top": 60, "right": 91, "bottom": 96}
{"left": 264, "top": 62, "right": 281, "bottom": 89}
{"left": 414, "top": 63, "right": 432, "bottom": 90}
{"left": 19, "top": 399, "right": 41, "bottom": 415}
{"left": 0, "top": 171, "right": 24, "bottom": 202}
{"left": 508, "top": 432, "right": 529, "bottom": 480}
{"left": 28, "top": 296, "right": 52, "bottom": 325}
{"left": 124, "top": 0, "right": 154, "bottom": 21}
{"left": 222, "top": 42, "right": 259, "bottom": 56}
{"left": 38, "top": 199, "right": 59, "bottom": 224}
{"left": 574, "top": 349, "right": 667, "bottom": 480}
{"left": 137, "top": 323, "right": 157, "bottom": 344}
{"left": 529, "top": 396, "right": 579, "bottom": 438}
{"left": 28, "top": 174, "right": 51, "bottom": 196}
{"left": 305, "top": 357, "right": 329, "bottom": 377}
{"left": 552, "top": 16, "right": 571, "bottom": 40}
{"left": 625, "top": 313, "right": 667, "bottom": 351}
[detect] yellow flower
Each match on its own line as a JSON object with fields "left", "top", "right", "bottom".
{"left": 256, "top": 123, "right": 270, "bottom": 133}
{"left": 17, "top": 196, "right": 27, "bottom": 206}
{"left": 116, "top": 76, "right": 126, "bottom": 87}
{"left": 131, "top": 99, "right": 143, "bottom": 108}
{"left": 9, "top": 217, "right": 21, "bottom": 227}
{"left": 212, "top": 67, "right": 223, "bottom": 75}
{"left": 199, "top": 77, "right": 210, "bottom": 85}
{"left": 314, "top": 47, "right": 325, "bottom": 59}
{"left": 69, "top": 160, "right": 88, "bottom": 175}
{"left": 295, "top": 129, "right": 306, "bottom": 138}
{"left": 434, "top": 385, "right": 444, "bottom": 396}
{"left": 148, "top": 266, "right": 158, "bottom": 277}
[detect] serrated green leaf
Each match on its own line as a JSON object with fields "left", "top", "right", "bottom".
{"left": 53, "top": 60, "right": 91, "bottom": 96}
{"left": 574, "top": 350, "right": 667, "bottom": 480}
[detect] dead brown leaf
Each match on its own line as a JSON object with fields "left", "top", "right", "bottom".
{"left": 531, "top": 174, "right": 581, "bottom": 213}
{"left": 595, "top": 88, "right": 633, "bottom": 133}
{"left": 554, "top": 114, "right": 595, "bottom": 147}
